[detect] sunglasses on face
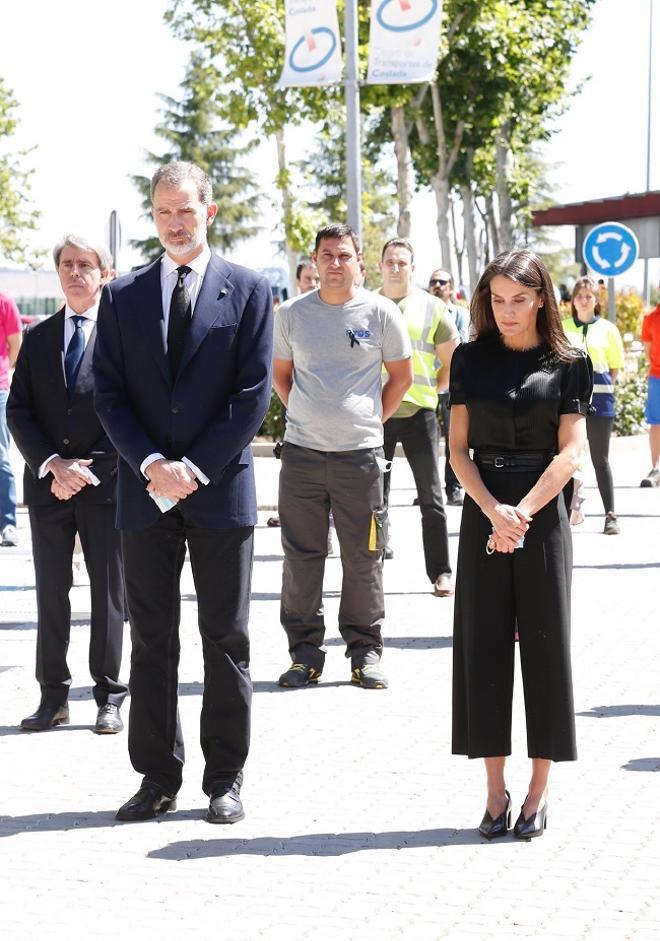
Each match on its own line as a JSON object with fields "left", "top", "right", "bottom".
{"left": 429, "top": 278, "right": 449, "bottom": 287}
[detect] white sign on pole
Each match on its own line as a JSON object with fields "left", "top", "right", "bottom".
{"left": 278, "top": 0, "right": 343, "bottom": 88}
{"left": 366, "top": 0, "right": 443, "bottom": 84}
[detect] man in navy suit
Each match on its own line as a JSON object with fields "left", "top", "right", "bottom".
{"left": 93, "top": 161, "right": 272, "bottom": 824}
{"left": 8, "top": 235, "right": 127, "bottom": 733}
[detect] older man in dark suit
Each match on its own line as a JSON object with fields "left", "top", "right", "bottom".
{"left": 8, "top": 235, "right": 127, "bottom": 733}
{"left": 93, "top": 161, "right": 272, "bottom": 824}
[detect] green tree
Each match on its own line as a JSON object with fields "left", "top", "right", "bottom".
{"left": 165, "top": 0, "right": 339, "bottom": 284}
{"left": 130, "top": 53, "right": 262, "bottom": 262}
{"left": 0, "top": 78, "right": 40, "bottom": 266}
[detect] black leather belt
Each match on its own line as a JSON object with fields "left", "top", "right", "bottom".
{"left": 474, "top": 451, "right": 553, "bottom": 471}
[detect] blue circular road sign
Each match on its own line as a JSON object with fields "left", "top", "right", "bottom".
{"left": 582, "top": 222, "right": 639, "bottom": 278}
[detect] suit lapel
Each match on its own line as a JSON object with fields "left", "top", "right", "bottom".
{"left": 132, "top": 259, "right": 172, "bottom": 385}
{"left": 177, "top": 254, "right": 234, "bottom": 376}
{"left": 43, "top": 309, "right": 68, "bottom": 399}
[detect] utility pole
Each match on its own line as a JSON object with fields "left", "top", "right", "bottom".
{"left": 344, "top": 0, "right": 362, "bottom": 245}
{"left": 643, "top": 0, "right": 655, "bottom": 304}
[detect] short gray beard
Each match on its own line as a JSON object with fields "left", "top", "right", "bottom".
{"left": 161, "top": 229, "right": 205, "bottom": 258}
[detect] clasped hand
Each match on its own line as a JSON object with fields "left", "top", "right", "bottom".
{"left": 488, "top": 503, "right": 532, "bottom": 554}
{"left": 48, "top": 457, "right": 93, "bottom": 500}
{"left": 145, "top": 459, "right": 198, "bottom": 502}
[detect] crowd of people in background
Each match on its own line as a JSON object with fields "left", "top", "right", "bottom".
{"left": 0, "top": 159, "right": 658, "bottom": 838}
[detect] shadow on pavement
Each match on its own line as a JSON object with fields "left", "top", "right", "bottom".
{"left": 0, "top": 618, "right": 91, "bottom": 632}
{"left": 0, "top": 807, "right": 201, "bottom": 837}
{"left": 573, "top": 562, "right": 660, "bottom": 570}
{"left": 0, "top": 724, "right": 94, "bottom": 737}
{"left": 621, "top": 757, "right": 660, "bottom": 772}
{"left": 324, "top": 636, "right": 452, "bottom": 650}
{"left": 253, "top": 554, "right": 284, "bottom": 562}
{"left": 577, "top": 704, "right": 660, "bottom": 718}
{"left": 148, "top": 827, "right": 492, "bottom": 859}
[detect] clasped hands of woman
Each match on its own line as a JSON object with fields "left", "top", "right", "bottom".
{"left": 487, "top": 502, "right": 532, "bottom": 553}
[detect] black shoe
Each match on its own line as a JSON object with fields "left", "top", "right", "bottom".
{"left": 278, "top": 662, "right": 322, "bottom": 688}
{"left": 513, "top": 799, "right": 548, "bottom": 839}
{"left": 206, "top": 781, "right": 245, "bottom": 824}
{"left": 116, "top": 784, "right": 177, "bottom": 822}
{"left": 20, "top": 701, "right": 69, "bottom": 732}
{"left": 446, "top": 488, "right": 464, "bottom": 507}
{"left": 478, "top": 790, "right": 512, "bottom": 839}
{"left": 351, "top": 651, "right": 388, "bottom": 689}
{"left": 383, "top": 545, "right": 394, "bottom": 560}
{"left": 95, "top": 703, "right": 123, "bottom": 734}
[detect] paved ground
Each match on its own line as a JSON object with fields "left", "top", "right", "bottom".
{"left": 0, "top": 436, "right": 658, "bottom": 941}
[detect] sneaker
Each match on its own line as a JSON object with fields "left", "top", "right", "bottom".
{"left": 1, "top": 524, "right": 18, "bottom": 547}
{"left": 278, "top": 663, "right": 322, "bottom": 688}
{"left": 433, "top": 573, "right": 455, "bottom": 597}
{"left": 327, "top": 530, "right": 337, "bottom": 557}
{"left": 640, "top": 468, "right": 660, "bottom": 488}
{"left": 383, "top": 545, "right": 394, "bottom": 560}
{"left": 603, "top": 512, "right": 620, "bottom": 535}
{"left": 446, "top": 488, "right": 464, "bottom": 507}
{"left": 351, "top": 651, "right": 388, "bottom": 689}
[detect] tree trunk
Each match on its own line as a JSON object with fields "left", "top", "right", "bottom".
{"left": 430, "top": 172, "right": 453, "bottom": 270}
{"left": 427, "top": 82, "right": 465, "bottom": 276}
{"left": 485, "top": 192, "right": 500, "bottom": 258}
{"left": 460, "top": 150, "right": 478, "bottom": 293}
{"left": 449, "top": 196, "right": 464, "bottom": 289}
{"left": 390, "top": 105, "right": 413, "bottom": 237}
{"left": 495, "top": 122, "right": 514, "bottom": 251}
{"left": 274, "top": 127, "right": 299, "bottom": 292}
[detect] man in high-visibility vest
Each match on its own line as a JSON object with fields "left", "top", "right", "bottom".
{"left": 379, "top": 238, "right": 459, "bottom": 597}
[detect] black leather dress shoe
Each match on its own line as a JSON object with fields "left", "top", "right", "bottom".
{"left": 478, "top": 789, "right": 512, "bottom": 839}
{"left": 513, "top": 800, "right": 548, "bottom": 839}
{"left": 116, "top": 785, "right": 177, "bottom": 822}
{"left": 95, "top": 704, "right": 123, "bottom": 734}
{"left": 21, "top": 702, "right": 69, "bottom": 732}
{"left": 206, "top": 783, "right": 245, "bottom": 824}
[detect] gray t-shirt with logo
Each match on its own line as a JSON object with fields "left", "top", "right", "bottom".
{"left": 274, "top": 288, "right": 411, "bottom": 451}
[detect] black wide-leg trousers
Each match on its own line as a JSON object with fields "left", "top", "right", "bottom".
{"left": 452, "top": 468, "right": 577, "bottom": 762}
{"left": 121, "top": 512, "right": 253, "bottom": 797}
{"left": 29, "top": 499, "right": 126, "bottom": 708}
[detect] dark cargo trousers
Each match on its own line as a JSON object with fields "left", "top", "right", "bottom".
{"left": 278, "top": 443, "right": 386, "bottom": 671}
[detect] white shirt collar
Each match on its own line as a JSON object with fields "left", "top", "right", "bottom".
{"left": 64, "top": 302, "right": 99, "bottom": 322}
{"left": 161, "top": 245, "right": 212, "bottom": 280}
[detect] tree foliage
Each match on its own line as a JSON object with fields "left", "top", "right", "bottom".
{"left": 130, "top": 53, "right": 262, "bottom": 262}
{"left": 0, "top": 78, "right": 40, "bottom": 266}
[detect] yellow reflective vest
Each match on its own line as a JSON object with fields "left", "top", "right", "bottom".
{"left": 395, "top": 289, "right": 455, "bottom": 411}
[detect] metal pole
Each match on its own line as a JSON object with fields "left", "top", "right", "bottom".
{"left": 607, "top": 277, "right": 616, "bottom": 323}
{"left": 344, "top": 0, "right": 362, "bottom": 245}
{"left": 643, "top": 0, "right": 654, "bottom": 304}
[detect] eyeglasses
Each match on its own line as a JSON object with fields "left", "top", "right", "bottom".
{"left": 429, "top": 278, "right": 449, "bottom": 287}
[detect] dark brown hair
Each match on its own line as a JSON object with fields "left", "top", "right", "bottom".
{"left": 381, "top": 237, "right": 414, "bottom": 261}
{"left": 314, "top": 223, "right": 360, "bottom": 255}
{"left": 470, "top": 249, "right": 575, "bottom": 360}
{"left": 570, "top": 276, "right": 601, "bottom": 319}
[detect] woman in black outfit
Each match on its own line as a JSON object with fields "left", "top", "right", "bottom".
{"left": 449, "top": 250, "right": 593, "bottom": 840}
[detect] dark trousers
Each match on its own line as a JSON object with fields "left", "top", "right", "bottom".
{"left": 278, "top": 443, "right": 385, "bottom": 671}
{"left": 383, "top": 408, "right": 451, "bottom": 581}
{"left": 586, "top": 414, "right": 615, "bottom": 514}
{"left": 121, "top": 512, "right": 253, "bottom": 797}
{"left": 28, "top": 500, "right": 126, "bottom": 708}
{"left": 439, "top": 392, "right": 460, "bottom": 494}
{"left": 452, "top": 468, "right": 576, "bottom": 762}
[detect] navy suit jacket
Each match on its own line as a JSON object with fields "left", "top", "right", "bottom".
{"left": 7, "top": 309, "right": 117, "bottom": 506}
{"left": 93, "top": 253, "right": 273, "bottom": 530}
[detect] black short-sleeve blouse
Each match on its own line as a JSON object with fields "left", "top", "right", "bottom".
{"left": 449, "top": 335, "right": 593, "bottom": 453}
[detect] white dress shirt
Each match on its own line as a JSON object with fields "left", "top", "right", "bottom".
{"left": 140, "top": 247, "right": 213, "bottom": 486}
{"left": 39, "top": 302, "right": 99, "bottom": 478}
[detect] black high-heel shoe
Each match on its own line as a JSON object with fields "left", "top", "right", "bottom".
{"left": 513, "top": 799, "right": 548, "bottom": 839}
{"left": 478, "top": 789, "right": 512, "bottom": 839}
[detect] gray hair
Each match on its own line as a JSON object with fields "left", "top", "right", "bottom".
{"left": 53, "top": 234, "right": 112, "bottom": 272}
{"left": 150, "top": 161, "right": 212, "bottom": 206}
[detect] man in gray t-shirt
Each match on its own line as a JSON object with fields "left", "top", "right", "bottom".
{"left": 272, "top": 223, "right": 412, "bottom": 690}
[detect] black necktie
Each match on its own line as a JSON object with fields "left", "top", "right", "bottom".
{"left": 64, "top": 315, "right": 86, "bottom": 391}
{"left": 168, "top": 265, "right": 192, "bottom": 376}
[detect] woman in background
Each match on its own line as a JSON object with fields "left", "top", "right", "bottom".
{"left": 562, "top": 278, "right": 625, "bottom": 534}
{"left": 449, "top": 250, "right": 592, "bottom": 840}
